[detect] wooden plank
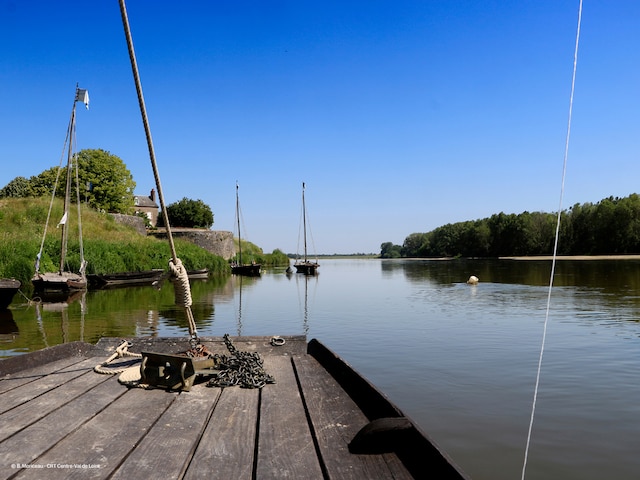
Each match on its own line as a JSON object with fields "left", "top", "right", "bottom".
{"left": 11, "top": 387, "right": 177, "bottom": 479}
{"left": 0, "top": 357, "right": 85, "bottom": 394}
{"left": 0, "top": 359, "right": 113, "bottom": 443}
{"left": 255, "top": 354, "right": 324, "bottom": 479}
{"left": 0, "top": 341, "right": 96, "bottom": 376}
{"left": 184, "top": 386, "right": 259, "bottom": 480}
{"left": 110, "top": 384, "right": 221, "bottom": 480}
{"left": 293, "top": 354, "right": 412, "bottom": 480}
{"left": 0, "top": 376, "right": 126, "bottom": 478}
{"left": 0, "top": 358, "right": 96, "bottom": 415}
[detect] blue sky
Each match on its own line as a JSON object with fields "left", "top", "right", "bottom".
{"left": 1, "top": 1, "right": 639, "bottom": 254}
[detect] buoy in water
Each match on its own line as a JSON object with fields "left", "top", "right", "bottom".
{"left": 466, "top": 275, "right": 479, "bottom": 285}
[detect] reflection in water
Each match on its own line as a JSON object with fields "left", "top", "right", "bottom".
{"left": 2, "top": 259, "right": 640, "bottom": 480}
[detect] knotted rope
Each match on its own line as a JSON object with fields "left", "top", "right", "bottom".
{"left": 93, "top": 340, "right": 144, "bottom": 387}
{"left": 169, "top": 258, "right": 192, "bottom": 307}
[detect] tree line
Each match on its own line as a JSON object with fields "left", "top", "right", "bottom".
{"left": 381, "top": 193, "right": 640, "bottom": 258}
{"left": 0, "top": 148, "right": 214, "bottom": 229}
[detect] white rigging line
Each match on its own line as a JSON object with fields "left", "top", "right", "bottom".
{"left": 521, "top": 1, "right": 583, "bottom": 479}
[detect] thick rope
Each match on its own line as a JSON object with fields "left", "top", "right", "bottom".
{"left": 521, "top": 1, "right": 583, "bottom": 478}
{"left": 93, "top": 340, "right": 145, "bottom": 388}
{"left": 93, "top": 340, "right": 142, "bottom": 375}
{"left": 169, "top": 258, "right": 192, "bottom": 307}
{"left": 119, "top": 0, "right": 200, "bottom": 347}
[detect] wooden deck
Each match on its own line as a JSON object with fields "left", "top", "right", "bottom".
{"left": 0, "top": 336, "right": 468, "bottom": 479}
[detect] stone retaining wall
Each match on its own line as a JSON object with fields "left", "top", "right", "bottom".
{"left": 151, "top": 229, "right": 235, "bottom": 260}
{"left": 112, "top": 214, "right": 235, "bottom": 259}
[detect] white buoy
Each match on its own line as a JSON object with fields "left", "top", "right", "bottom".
{"left": 466, "top": 275, "right": 479, "bottom": 285}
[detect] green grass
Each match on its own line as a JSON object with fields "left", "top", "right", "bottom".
{"left": 0, "top": 197, "right": 230, "bottom": 285}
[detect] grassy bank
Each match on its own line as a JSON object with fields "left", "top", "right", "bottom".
{"left": 0, "top": 197, "right": 230, "bottom": 285}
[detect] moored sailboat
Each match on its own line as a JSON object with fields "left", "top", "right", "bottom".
{"left": 32, "top": 86, "right": 89, "bottom": 295}
{"left": 294, "top": 182, "right": 319, "bottom": 275}
{"left": 231, "top": 182, "right": 261, "bottom": 276}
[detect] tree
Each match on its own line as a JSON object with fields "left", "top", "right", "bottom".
{"left": 74, "top": 149, "right": 136, "bottom": 213}
{"left": 1, "top": 149, "right": 136, "bottom": 214}
{"left": 380, "top": 242, "right": 402, "bottom": 258}
{"left": 159, "top": 197, "right": 214, "bottom": 229}
{"left": 0, "top": 176, "right": 31, "bottom": 198}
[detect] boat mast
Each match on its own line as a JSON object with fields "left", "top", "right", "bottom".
{"left": 236, "top": 182, "right": 242, "bottom": 266}
{"left": 302, "top": 182, "right": 308, "bottom": 262}
{"left": 59, "top": 96, "right": 77, "bottom": 274}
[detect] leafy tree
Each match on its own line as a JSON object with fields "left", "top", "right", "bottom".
{"left": 380, "top": 242, "right": 402, "bottom": 258}
{"left": 0, "top": 176, "right": 31, "bottom": 198}
{"left": 1, "top": 149, "right": 136, "bottom": 214}
{"left": 74, "top": 149, "right": 136, "bottom": 213}
{"left": 159, "top": 197, "right": 214, "bottom": 229}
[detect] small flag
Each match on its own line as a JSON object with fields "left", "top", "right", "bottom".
{"left": 57, "top": 212, "right": 68, "bottom": 227}
{"left": 76, "top": 89, "right": 90, "bottom": 109}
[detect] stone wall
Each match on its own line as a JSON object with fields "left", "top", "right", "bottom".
{"left": 112, "top": 214, "right": 235, "bottom": 259}
{"left": 111, "top": 213, "right": 147, "bottom": 235}
{"left": 151, "top": 229, "right": 235, "bottom": 260}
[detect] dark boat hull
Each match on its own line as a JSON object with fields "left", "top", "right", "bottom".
{"left": 87, "top": 270, "right": 164, "bottom": 289}
{"left": 32, "top": 272, "right": 87, "bottom": 293}
{"left": 294, "top": 261, "right": 319, "bottom": 275}
{"left": 231, "top": 264, "right": 261, "bottom": 276}
{"left": 0, "top": 279, "right": 21, "bottom": 310}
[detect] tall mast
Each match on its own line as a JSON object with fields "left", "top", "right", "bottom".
{"left": 59, "top": 96, "right": 77, "bottom": 273}
{"left": 302, "top": 182, "right": 308, "bottom": 262}
{"left": 236, "top": 182, "right": 242, "bottom": 265}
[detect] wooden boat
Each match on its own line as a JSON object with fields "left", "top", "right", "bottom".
{"left": 87, "top": 269, "right": 165, "bottom": 289}
{"left": 0, "top": 279, "right": 20, "bottom": 310}
{"left": 231, "top": 182, "right": 261, "bottom": 276}
{"left": 187, "top": 268, "right": 209, "bottom": 279}
{"left": 0, "top": 336, "right": 469, "bottom": 479}
{"left": 32, "top": 86, "right": 89, "bottom": 295}
{"left": 294, "top": 182, "right": 320, "bottom": 275}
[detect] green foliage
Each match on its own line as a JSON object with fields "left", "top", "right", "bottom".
{"left": 0, "top": 197, "right": 228, "bottom": 285}
{"left": 380, "top": 242, "right": 402, "bottom": 258}
{"left": 0, "top": 176, "right": 31, "bottom": 198}
{"left": 0, "top": 149, "right": 136, "bottom": 214}
{"left": 74, "top": 149, "right": 136, "bottom": 213}
{"left": 384, "top": 193, "right": 640, "bottom": 258}
{"left": 159, "top": 197, "right": 214, "bottom": 229}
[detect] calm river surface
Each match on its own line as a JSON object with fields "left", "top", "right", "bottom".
{"left": 2, "top": 258, "right": 640, "bottom": 480}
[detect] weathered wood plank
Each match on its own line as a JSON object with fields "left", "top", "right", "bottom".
{"left": 184, "top": 386, "right": 259, "bottom": 480}
{"left": 0, "top": 358, "right": 96, "bottom": 415}
{"left": 0, "top": 341, "right": 96, "bottom": 376}
{"left": 110, "top": 384, "right": 221, "bottom": 480}
{"left": 11, "top": 388, "right": 176, "bottom": 479}
{"left": 293, "top": 354, "right": 412, "bottom": 480}
{"left": 256, "top": 354, "right": 324, "bottom": 479}
{"left": 0, "top": 357, "right": 85, "bottom": 394}
{"left": 0, "top": 359, "right": 113, "bottom": 443}
{"left": 0, "top": 376, "right": 126, "bottom": 480}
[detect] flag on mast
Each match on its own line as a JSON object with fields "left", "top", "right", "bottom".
{"left": 76, "top": 88, "right": 90, "bottom": 109}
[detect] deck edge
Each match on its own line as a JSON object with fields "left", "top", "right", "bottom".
{"left": 0, "top": 341, "right": 99, "bottom": 376}
{"left": 307, "top": 338, "right": 471, "bottom": 480}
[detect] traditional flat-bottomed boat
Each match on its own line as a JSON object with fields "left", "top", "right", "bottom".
{"left": 0, "top": 336, "right": 468, "bottom": 479}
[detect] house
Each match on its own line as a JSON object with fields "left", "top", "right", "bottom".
{"left": 134, "top": 189, "right": 159, "bottom": 227}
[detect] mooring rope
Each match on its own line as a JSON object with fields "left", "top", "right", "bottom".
{"left": 119, "top": 0, "right": 200, "bottom": 349}
{"left": 521, "top": 1, "right": 583, "bottom": 478}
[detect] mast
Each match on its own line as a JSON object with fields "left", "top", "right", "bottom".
{"left": 59, "top": 94, "right": 78, "bottom": 273}
{"left": 236, "top": 182, "right": 242, "bottom": 265}
{"left": 302, "top": 182, "right": 308, "bottom": 262}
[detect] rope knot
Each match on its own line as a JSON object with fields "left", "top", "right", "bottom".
{"left": 169, "top": 257, "right": 192, "bottom": 307}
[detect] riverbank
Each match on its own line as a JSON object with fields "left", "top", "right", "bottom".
{"left": 500, "top": 255, "right": 640, "bottom": 260}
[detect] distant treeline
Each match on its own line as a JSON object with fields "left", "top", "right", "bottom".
{"left": 381, "top": 194, "right": 640, "bottom": 258}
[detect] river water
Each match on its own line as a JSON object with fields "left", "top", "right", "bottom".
{"left": 2, "top": 258, "right": 639, "bottom": 480}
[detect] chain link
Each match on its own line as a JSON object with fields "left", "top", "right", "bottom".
{"left": 206, "top": 334, "right": 276, "bottom": 389}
